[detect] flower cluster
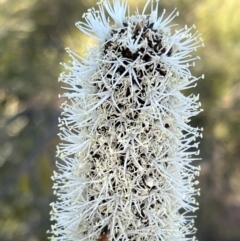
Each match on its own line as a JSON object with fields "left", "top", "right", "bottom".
{"left": 49, "top": 0, "right": 204, "bottom": 240}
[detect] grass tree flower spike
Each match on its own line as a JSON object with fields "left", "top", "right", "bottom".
{"left": 49, "top": 0, "right": 204, "bottom": 240}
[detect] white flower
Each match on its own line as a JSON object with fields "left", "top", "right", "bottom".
{"left": 49, "top": 0, "right": 204, "bottom": 240}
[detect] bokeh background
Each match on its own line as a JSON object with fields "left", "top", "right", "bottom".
{"left": 1, "top": 0, "right": 240, "bottom": 240}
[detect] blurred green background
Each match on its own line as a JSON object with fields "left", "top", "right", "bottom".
{"left": 0, "top": 0, "right": 240, "bottom": 240}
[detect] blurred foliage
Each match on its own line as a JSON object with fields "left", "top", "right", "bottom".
{"left": 0, "top": 0, "right": 240, "bottom": 240}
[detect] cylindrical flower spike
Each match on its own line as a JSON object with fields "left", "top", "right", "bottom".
{"left": 49, "top": 0, "right": 204, "bottom": 240}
